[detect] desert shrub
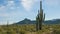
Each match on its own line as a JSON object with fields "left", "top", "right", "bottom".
{"left": 6, "top": 31, "right": 12, "bottom": 34}
{"left": 53, "top": 30, "right": 60, "bottom": 34}
{"left": 19, "top": 30, "right": 26, "bottom": 34}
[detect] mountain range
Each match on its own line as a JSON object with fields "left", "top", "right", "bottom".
{"left": 14, "top": 18, "right": 60, "bottom": 25}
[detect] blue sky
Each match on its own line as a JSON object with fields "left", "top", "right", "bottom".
{"left": 0, "top": 0, "right": 60, "bottom": 25}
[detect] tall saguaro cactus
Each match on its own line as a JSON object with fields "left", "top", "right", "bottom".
{"left": 36, "top": 0, "right": 45, "bottom": 31}
{"left": 39, "top": 10, "right": 45, "bottom": 30}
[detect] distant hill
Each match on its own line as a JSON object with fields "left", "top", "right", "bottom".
{"left": 15, "top": 18, "right": 36, "bottom": 24}
{"left": 14, "top": 18, "right": 60, "bottom": 25}
{"left": 45, "top": 19, "right": 60, "bottom": 24}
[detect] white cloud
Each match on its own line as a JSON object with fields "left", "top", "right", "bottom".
{"left": 7, "top": 0, "right": 15, "bottom": 6}
{"left": 7, "top": 0, "right": 15, "bottom": 9}
{"left": 0, "top": 0, "right": 15, "bottom": 12}
{"left": 21, "top": 0, "right": 39, "bottom": 11}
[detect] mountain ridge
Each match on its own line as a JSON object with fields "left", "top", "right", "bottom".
{"left": 14, "top": 18, "right": 60, "bottom": 25}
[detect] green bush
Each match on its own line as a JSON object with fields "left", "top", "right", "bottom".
{"left": 19, "top": 30, "right": 26, "bottom": 34}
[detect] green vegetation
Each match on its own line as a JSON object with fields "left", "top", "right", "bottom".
{"left": 0, "top": 24, "right": 60, "bottom": 34}
{"left": 0, "top": 1, "right": 60, "bottom": 34}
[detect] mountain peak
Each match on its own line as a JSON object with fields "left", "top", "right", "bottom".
{"left": 14, "top": 19, "right": 60, "bottom": 25}
{"left": 22, "top": 18, "right": 31, "bottom": 22}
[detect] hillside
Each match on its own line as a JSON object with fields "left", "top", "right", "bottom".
{"left": 14, "top": 18, "right": 60, "bottom": 25}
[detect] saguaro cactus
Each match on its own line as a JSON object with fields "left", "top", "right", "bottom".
{"left": 36, "top": 0, "right": 45, "bottom": 31}
{"left": 39, "top": 10, "right": 45, "bottom": 30}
